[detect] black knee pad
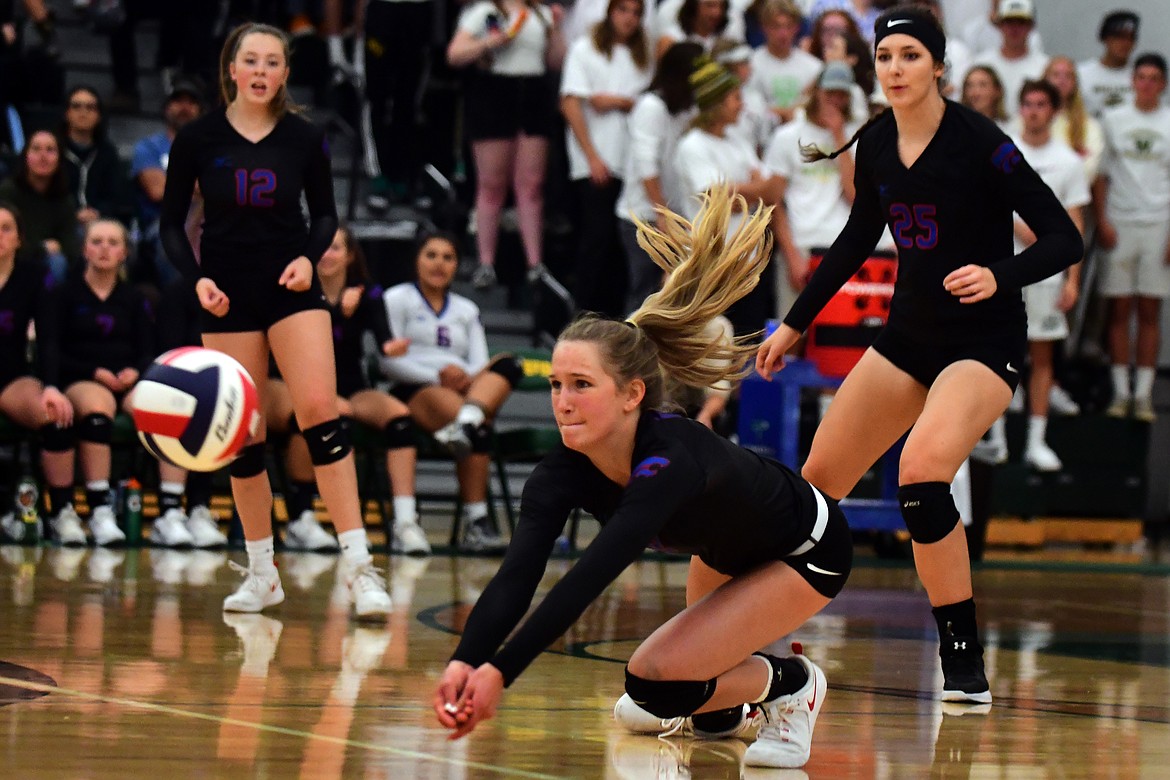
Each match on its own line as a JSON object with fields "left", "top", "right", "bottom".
{"left": 898, "top": 481, "right": 960, "bottom": 544}
{"left": 229, "top": 442, "right": 267, "bottom": 479}
{"left": 303, "top": 418, "right": 351, "bottom": 466}
{"left": 470, "top": 422, "right": 493, "bottom": 454}
{"left": 624, "top": 667, "right": 717, "bottom": 719}
{"left": 383, "top": 416, "right": 416, "bottom": 450}
{"left": 76, "top": 413, "right": 112, "bottom": 444}
{"left": 488, "top": 355, "right": 524, "bottom": 388}
{"left": 39, "top": 423, "right": 74, "bottom": 452}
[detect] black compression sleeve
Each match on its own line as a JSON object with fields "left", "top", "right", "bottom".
{"left": 986, "top": 150, "right": 1084, "bottom": 291}
{"left": 158, "top": 128, "right": 202, "bottom": 284}
{"left": 301, "top": 127, "right": 338, "bottom": 265}
{"left": 362, "top": 287, "right": 393, "bottom": 346}
{"left": 783, "top": 141, "right": 887, "bottom": 333}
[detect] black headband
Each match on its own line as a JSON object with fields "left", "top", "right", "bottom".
{"left": 873, "top": 12, "right": 946, "bottom": 64}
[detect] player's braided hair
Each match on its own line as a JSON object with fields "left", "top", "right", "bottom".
{"left": 558, "top": 185, "right": 772, "bottom": 410}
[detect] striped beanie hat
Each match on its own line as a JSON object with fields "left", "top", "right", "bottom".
{"left": 689, "top": 56, "right": 740, "bottom": 113}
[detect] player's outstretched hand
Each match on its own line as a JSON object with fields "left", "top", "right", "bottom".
{"left": 755, "top": 323, "right": 801, "bottom": 381}
{"left": 435, "top": 660, "right": 474, "bottom": 729}
{"left": 448, "top": 664, "right": 505, "bottom": 740}
{"left": 196, "top": 278, "right": 230, "bottom": 317}
{"left": 943, "top": 264, "right": 997, "bottom": 304}
{"left": 279, "top": 256, "right": 314, "bottom": 292}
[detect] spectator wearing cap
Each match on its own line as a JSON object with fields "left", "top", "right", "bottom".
{"left": 129, "top": 80, "right": 204, "bottom": 288}
{"left": 1094, "top": 53, "right": 1170, "bottom": 423}
{"left": 970, "top": 0, "right": 1049, "bottom": 116}
{"left": 746, "top": 0, "right": 822, "bottom": 126}
{"left": 674, "top": 57, "right": 781, "bottom": 330}
{"left": 1078, "top": 10, "right": 1139, "bottom": 117}
{"left": 712, "top": 38, "right": 771, "bottom": 153}
{"left": 960, "top": 0, "right": 1043, "bottom": 57}
{"left": 763, "top": 61, "right": 892, "bottom": 315}
{"left": 560, "top": 0, "right": 653, "bottom": 316}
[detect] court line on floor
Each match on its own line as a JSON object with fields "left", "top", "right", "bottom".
{"left": 0, "top": 674, "right": 563, "bottom": 779}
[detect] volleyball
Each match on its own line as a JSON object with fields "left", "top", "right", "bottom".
{"left": 130, "top": 347, "right": 260, "bottom": 472}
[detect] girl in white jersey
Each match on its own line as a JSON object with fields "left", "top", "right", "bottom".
{"left": 381, "top": 233, "right": 524, "bottom": 552}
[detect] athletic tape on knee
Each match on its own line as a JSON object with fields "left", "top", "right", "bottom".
{"left": 624, "top": 667, "right": 717, "bottom": 719}
{"left": 303, "top": 418, "right": 351, "bottom": 465}
{"left": 76, "top": 413, "right": 112, "bottom": 444}
{"left": 489, "top": 355, "right": 524, "bottom": 388}
{"left": 39, "top": 423, "right": 74, "bottom": 452}
{"left": 470, "top": 422, "right": 493, "bottom": 454}
{"left": 229, "top": 442, "right": 267, "bottom": 479}
{"left": 383, "top": 416, "right": 416, "bottom": 449}
{"left": 898, "top": 481, "right": 960, "bottom": 544}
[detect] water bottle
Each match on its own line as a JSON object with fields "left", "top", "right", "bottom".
{"left": 122, "top": 478, "right": 143, "bottom": 546}
{"left": 15, "top": 477, "right": 40, "bottom": 545}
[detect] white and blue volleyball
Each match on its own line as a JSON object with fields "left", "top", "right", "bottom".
{"left": 130, "top": 347, "right": 260, "bottom": 472}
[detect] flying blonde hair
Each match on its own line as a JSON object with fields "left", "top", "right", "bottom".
{"left": 559, "top": 184, "right": 773, "bottom": 408}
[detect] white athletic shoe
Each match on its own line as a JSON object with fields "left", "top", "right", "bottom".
{"left": 391, "top": 519, "right": 432, "bottom": 555}
{"left": 1134, "top": 397, "right": 1156, "bottom": 423}
{"left": 223, "top": 560, "right": 285, "bottom": 613}
{"left": 50, "top": 505, "right": 88, "bottom": 546}
{"left": 186, "top": 506, "right": 228, "bottom": 548}
{"left": 1024, "top": 440, "right": 1062, "bottom": 472}
{"left": 1106, "top": 397, "right": 1131, "bottom": 419}
{"left": 433, "top": 420, "right": 473, "bottom": 459}
{"left": 152, "top": 508, "right": 196, "bottom": 547}
{"left": 89, "top": 505, "right": 126, "bottom": 546}
{"left": 743, "top": 653, "right": 826, "bottom": 769}
{"left": 1048, "top": 385, "right": 1080, "bottom": 416}
{"left": 613, "top": 693, "right": 689, "bottom": 737}
{"left": 471, "top": 264, "right": 497, "bottom": 289}
{"left": 344, "top": 559, "right": 392, "bottom": 619}
{"left": 285, "top": 510, "right": 340, "bottom": 551}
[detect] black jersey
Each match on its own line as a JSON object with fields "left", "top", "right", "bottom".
{"left": 38, "top": 272, "right": 155, "bottom": 388}
{"left": 159, "top": 109, "right": 338, "bottom": 284}
{"left": 451, "top": 411, "right": 821, "bottom": 685}
{"left": 330, "top": 285, "right": 392, "bottom": 397}
{"left": 0, "top": 261, "right": 48, "bottom": 384}
{"left": 785, "top": 101, "right": 1082, "bottom": 344}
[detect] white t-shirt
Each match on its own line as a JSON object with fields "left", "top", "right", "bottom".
{"left": 764, "top": 117, "right": 856, "bottom": 249}
{"left": 380, "top": 284, "right": 490, "bottom": 384}
{"left": 674, "top": 127, "right": 764, "bottom": 237}
{"left": 1100, "top": 103, "right": 1170, "bottom": 224}
{"left": 1011, "top": 136, "right": 1090, "bottom": 258}
{"left": 1077, "top": 59, "right": 1133, "bottom": 118}
{"left": 457, "top": 1, "right": 554, "bottom": 76}
{"left": 560, "top": 37, "right": 653, "bottom": 180}
{"left": 969, "top": 47, "right": 1049, "bottom": 115}
{"left": 959, "top": 16, "right": 1043, "bottom": 58}
{"left": 746, "top": 47, "right": 823, "bottom": 116}
{"left": 615, "top": 92, "right": 697, "bottom": 222}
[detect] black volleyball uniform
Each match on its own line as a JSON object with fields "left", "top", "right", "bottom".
{"left": 159, "top": 109, "right": 339, "bottom": 334}
{"left": 0, "top": 261, "right": 48, "bottom": 388}
{"left": 785, "top": 101, "right": 1083, "bottom": 390}
{"left": 330, "top": 285, "right": 392, "bottom": 397}
{"left": 450, "top": 411, "right": 853, "bottom": 686}
{"left": 37, "top": 272, "right": 155, "bottom": 390}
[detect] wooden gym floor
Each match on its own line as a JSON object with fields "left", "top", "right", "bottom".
{"left": 2, "top": 546, "right": 1170, "bottom": 778}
